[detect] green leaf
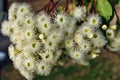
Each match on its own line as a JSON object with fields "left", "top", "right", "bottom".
{"left": 96, "top": 0, "right": 113, "bottom": 21}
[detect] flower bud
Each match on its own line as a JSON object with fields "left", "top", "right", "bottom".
{"left": 102, "top": 24, "right": 107, "bottom": 30}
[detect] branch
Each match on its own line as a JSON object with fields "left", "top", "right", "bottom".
{"left": 110, "top": 0, "right": 120, "bottom": 24}
{"left": 81, "top": 0, "right": 84, "bottom": 6}
{"left": 49, "top": 0, "right": 61, "bottom": 13}
{"left": 114, "top": 6, "right": 120, "bottom": 24}
{"left": 93, "top": 0, "right": 97, "bottom": 13}
{"left": 65, "top": 0, "right": 69, "bottom": 11}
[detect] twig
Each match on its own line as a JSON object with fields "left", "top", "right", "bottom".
{"left": 110, "top": 0, "right": 120, "bottom": 24}
{"left": 66, "top": 0, "right": 69, "bottom": 11}
{"left": 50, "top": 0, "right": 57, "bottom": 12}
{"left": 49, "top": 0, "right": 61, "bottom": 13}
{"left": 46, "top": 2, "right": 51, "bottom": 14}
{"left": 93, "top": 0, "right": 97, "bottom": 13}
{"left": 81, "top": 0, "right": 84, "bottom": 6}
{"left": 114, "top": 6, "right": 120, "bottom": 24}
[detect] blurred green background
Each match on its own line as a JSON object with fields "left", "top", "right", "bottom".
{"left": 2, "top": 50, "right": 120, "bottom": 80}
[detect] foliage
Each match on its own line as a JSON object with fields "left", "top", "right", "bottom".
{"left": 96, "top": 0, "right": 113, "bottom": 22}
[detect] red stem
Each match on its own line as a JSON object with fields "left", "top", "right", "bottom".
{"left": 50, "top": 0, "right": 57, "bottom": 12}
{"left": 66, "top": 0, "right": 69, "bottom": 11}
{"left": 93, "top": 0, "right": 97, "bottom": 13}
{"left": 47, "top": 2, "right": 51, "bottom": 13}
{"left": 82, "top": 0, "right": 84, "bottom": 6}
{"left": 49, "top": 0, "right": 61, "bottom": 13}
{"left": 36, "top": 0, "right": 60, "bottom": 15}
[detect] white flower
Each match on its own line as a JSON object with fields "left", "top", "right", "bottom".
{"left": 73, "top": 6, "right": 85, "bottom": 20}
{"left": 80, "top": 24, "right": 93, "bottom": 36}
{"left": 8, "top": 2, "right": 19, "bottom": 21}
{"left": 25, "top": 39, "right": 41, "bottom": 53}
{"left": 24, "top": 15, "right": 35, "bottom": 28}
{"left": 40, "top": 21, "right": 52, "bottom": 34}
{"left": 80, "top": 40, "right": 91, "bottom": 53}
{"left": 24, "top": 28, "right": 35, "bottom": 40}
{"left": 92, "top": 31, "right": 103, "bottom": 40}
{"left": 52, "top": 50, "right": 62, "bottom": 64}
{"left": 64, "top": 22, "right": 76, "bottom": 37}
{"left": 10, "top": 35, "right": 20, "bottom": 44}
{"left": 21, "top": 50, "right": 34, "bottom": 59}
{"left": 8, "top": 45, "right": 16, "bottom": 60}
{"left": 70, "top": 49, "right": 85, "bottom": 63}
{"left": 16, "top": 17, "right": 25, "bottom": 27}
{"left": 87, "top": 14, "right": 101, "bottom": 28}
{"left": 36, "top": 61, "right": 52, "bottom": 76}
{"left": 65, "top": 39, "right": 74, "bottom": 48}
{"left": 45, "top": 40, "right": 57, "bottom": 51}
{"left": 36, "top": 12, "right": 51, "bottom": 33}
{"left": 9, "top": 45, "right": 21, "bottom": 61}
{"left": 106, "top": 29, "right": 115, "bottom": 40}
{"left": 19, "top": 67, "right": 34, "bottom": 80}
{"left": 92, "top": 31, "right": 107, "bottom": 48}
{"left": 116, "top": 34, "right": 120, "bottom": 38}
{"left": 48, "top": 30, "right": 63, "bottom": 44}
{"left": 108, "top": 38, "right": 120, "bottom": 51}
{"left": 74, "top": 31, "right": 84, "bottom": 45}
{"left": 110, "top": 25, "right": 117, "bottom": 30}
{"left": 40, "top": 50, "right": 54, "bottom": 64}
{"left": 1, "top": 21, "right": 15, "bottom": 36}
{"left": 24, "top": 58, "right": 35, "bottom": 72}
{"left": 55, "top": 13, "right": 68, "bottom": 26}
{"left": 13, "top": 53, "right": 23, "bottom": 69}
{"left": 37, "top": 12, "right": 50, "bottom": 23}
{"left": 10, "top": 29, "right": 24, "bottom": 44}
{"left": 93, "top": 37, "right": 107, "bottom": 48}
{"left": 15, "top": 40, "right": 28, "bottom": 51}
{"left": 17, "top": 3, "right": 31, "bottom": 17}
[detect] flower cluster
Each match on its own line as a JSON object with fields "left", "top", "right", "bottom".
{"left": 1, "top": 2, "right": 120, "bottom": 80}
